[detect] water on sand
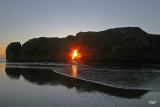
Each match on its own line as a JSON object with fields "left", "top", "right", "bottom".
{"left": 0, "top": 60, "right": 160, "bottom": 107}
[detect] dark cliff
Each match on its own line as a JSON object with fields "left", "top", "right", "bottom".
{"left": 6, "top": 27, "right": 160, "bottom": 64}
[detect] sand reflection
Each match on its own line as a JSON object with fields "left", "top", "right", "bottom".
{"left": 72, "top": 65, "right": 77, "bottom": 78}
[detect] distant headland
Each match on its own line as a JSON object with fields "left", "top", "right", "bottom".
{"left": 6, "top": 27, "right": 160, "bottom": 64}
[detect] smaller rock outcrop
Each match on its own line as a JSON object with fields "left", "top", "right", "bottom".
{"left": 6, "top": 42, "right": 21, "bottom": 61}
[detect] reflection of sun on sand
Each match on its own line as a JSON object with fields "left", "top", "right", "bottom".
{"left": 71, "top": 50, "right": 80, "bottom": 77}
{"left": 72, "top": 65, "right": 77, "bottom": 78}
{"left": 0, "top": 63, "right": 5, "bottom": 74}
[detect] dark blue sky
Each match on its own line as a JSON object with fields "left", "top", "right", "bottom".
{"left": 0, "top": 0, "right": 160, "bottom": 47}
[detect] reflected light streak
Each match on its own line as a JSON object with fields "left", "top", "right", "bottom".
{"left": 72, "top": 65, "right": 77, "bottom": 78}
{"left": 0, "top": 62, "right": 6, "bottom": 75}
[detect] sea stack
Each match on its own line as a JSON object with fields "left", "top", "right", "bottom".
{"left": 6, "top": 27, "right": 160, "bottom": 64}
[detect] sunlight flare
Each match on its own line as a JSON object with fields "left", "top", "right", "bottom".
{"left": 72, "top": 50, "right": 81, "bottom": 60}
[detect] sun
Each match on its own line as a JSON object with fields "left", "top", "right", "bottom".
{"left": 72, "top": 50, "right": 81, "bottom": 60}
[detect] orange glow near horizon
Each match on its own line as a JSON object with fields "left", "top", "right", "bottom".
{"left": 72, "top": 50, "right": 81, "bottom": 60}
{"left": 0, "top": 45, "right": 6, "bottom": 58}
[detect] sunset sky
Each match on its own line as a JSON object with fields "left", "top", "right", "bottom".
{"left": 0, "top": 0, "right": 160, "bottom": 58}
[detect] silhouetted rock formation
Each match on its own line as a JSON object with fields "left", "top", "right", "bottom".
{"left": 6, "top": 27, "right": 160, "bottom": 63}
{"left": 6, "top": 42, "right": 21, "bottom": 61}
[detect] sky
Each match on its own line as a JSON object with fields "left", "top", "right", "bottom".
{"left": 0, "top": 0, "right": 160, "bottom": 57}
